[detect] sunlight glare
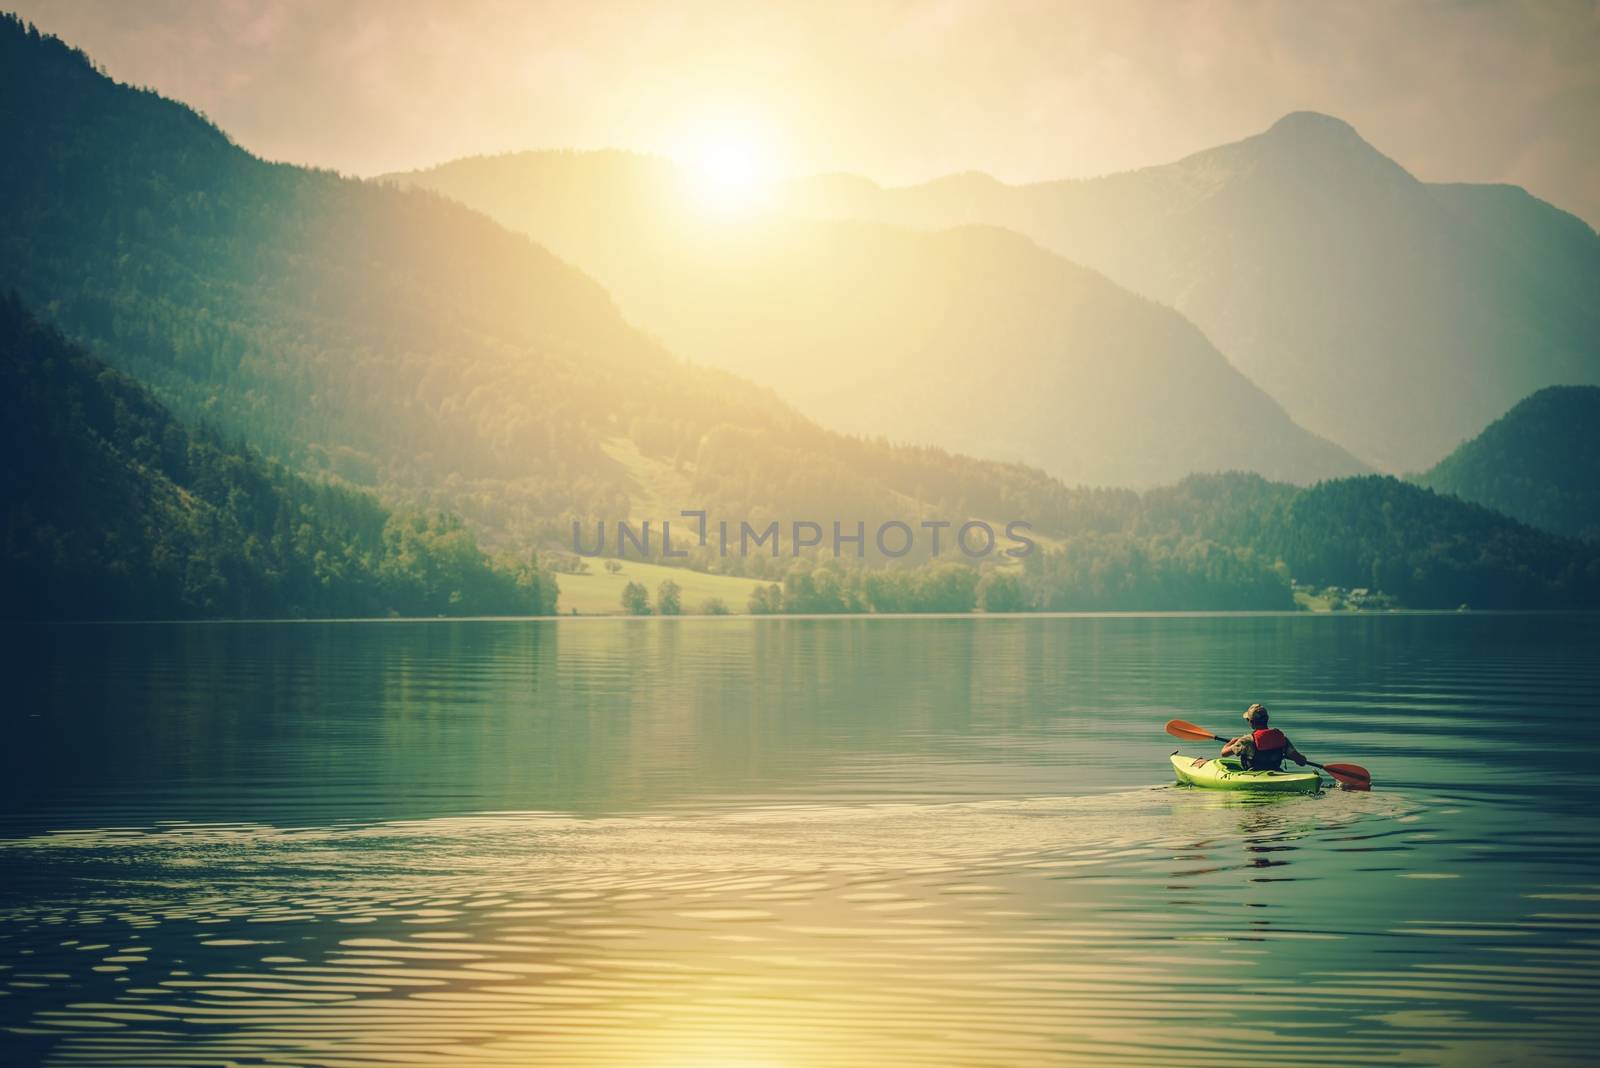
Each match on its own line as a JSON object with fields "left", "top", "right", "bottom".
{"left": 675, "top": 115, "right": 780, "bottom": 215}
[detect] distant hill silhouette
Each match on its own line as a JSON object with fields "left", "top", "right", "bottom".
{"left": 392, "top": 150, "right": 1366, "bottom": 488}
{"left": 1419, "top": 387, "right": 1600, "bottom": 541}
{"left": 787, "top": 111, "right": 1600, "bottom": 473}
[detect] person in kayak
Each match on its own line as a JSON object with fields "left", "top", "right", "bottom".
{"left": 1221, "top": 704, "right": 1307, "bottom": 771}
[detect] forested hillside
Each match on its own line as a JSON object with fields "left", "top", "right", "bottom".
{"left": 1018, "top": 473, "right": 1600, "bottom": 611}
{"left": 1418, "top": 387, "right": 1600, "bottom": 542}
{"left": 0, "top": 295, "right": 556, "bottom": 620}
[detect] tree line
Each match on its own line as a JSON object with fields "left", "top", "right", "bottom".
{"left": 605, "top": 472, "right": 1600, "bottom": 613}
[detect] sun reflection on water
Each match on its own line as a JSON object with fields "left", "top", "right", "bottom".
{"left": 7, "top": 789, "right": 1598, "bottom": 1066}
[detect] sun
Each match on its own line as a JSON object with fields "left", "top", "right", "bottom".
{"left": 673, "top": 116, "right": 780, "bottom": 215}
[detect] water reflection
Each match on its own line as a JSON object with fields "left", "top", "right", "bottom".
{"left": 2, "top": 613, "right": 1598, "bottom": 1064}
{"left": 4, "top": 788, "right": 1596, "bottom": 1066}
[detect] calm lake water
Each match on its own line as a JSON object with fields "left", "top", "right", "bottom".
{"left": 3, "top": 614, "right": 1598, "bottom": 1066}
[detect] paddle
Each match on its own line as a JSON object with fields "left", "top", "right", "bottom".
{"left": 1165, "top": 719, "right": 1372, "bottom": 790}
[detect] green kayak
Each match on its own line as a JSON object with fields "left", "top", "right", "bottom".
{"left": 1170, "top": 752, "right": 1322, "bottom": 794}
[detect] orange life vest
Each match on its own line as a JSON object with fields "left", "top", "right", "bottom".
{"left": 1243, "top": 728, "right": 1291, "bottom": 770}
{"left": 1253, "top": 728, "right": 1288, "bottom": 752}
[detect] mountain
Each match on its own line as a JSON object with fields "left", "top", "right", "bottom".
{"left": 1418, "top": 387, "right": 1600, "bottom": 542}
{"left": 388, "top": 150, "right": 1366, "bottom": 488}
{"left": 3, "top": 16, "right": 1594, "bottom": 616}
{"left": 0, "top": 14, "right": 1111, "bottom": 555}
{"left": 0, "top": 293, "right": 557, "bottom": 620}
{"left": 786, "top": 111, "right": 1600, "bottom": 473}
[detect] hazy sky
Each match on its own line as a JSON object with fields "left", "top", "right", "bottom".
{"left": 12, "top": 0, "right": 1600, "bottom": 226}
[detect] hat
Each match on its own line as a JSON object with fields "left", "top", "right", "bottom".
{"left": 1243, "top": 704, "right": 1269, "bottom": 727}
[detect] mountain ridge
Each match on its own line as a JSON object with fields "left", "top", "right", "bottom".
{"left": 389, "top": 148, "right": 1368, "bottom": 488}
{"left": 0, "top": 14, "right": 1175, "bottom": 559}
{"left": 783, "top": 111, "right": 1600, "bottom": 471}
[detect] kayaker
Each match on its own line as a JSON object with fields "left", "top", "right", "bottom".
{"left": 1221, "top": 704, "right": 1306, "bottom": 771}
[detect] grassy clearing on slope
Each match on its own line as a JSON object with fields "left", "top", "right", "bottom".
{"left": 598, "top": 436, "right": 697, "bottom": 521}
{"left": 555, "top": 557, "right": 772, "bottom": 615}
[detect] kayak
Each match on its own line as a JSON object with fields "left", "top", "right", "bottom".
{"left": 1170, "top": 752, "right": 1321, "bottom": 794}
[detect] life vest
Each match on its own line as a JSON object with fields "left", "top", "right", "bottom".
{"left": 1253, "top": 728, "right": 1288, "bottom": 752}
{"left": 1241, "top": 728, "right": 1291, "bottom": 770}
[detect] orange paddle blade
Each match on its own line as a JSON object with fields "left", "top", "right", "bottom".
{"left": 1320, "top": 762, "right": 1373, "bottom": 790}
{"left": 1165, "top": 719, "right": 1223, "bottom": 742}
